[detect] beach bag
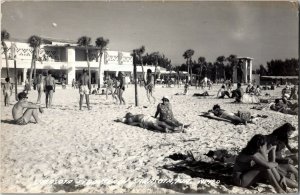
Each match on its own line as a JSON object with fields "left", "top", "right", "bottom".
{"left": 237, "top": 110, "right": 252, "bottom": 122}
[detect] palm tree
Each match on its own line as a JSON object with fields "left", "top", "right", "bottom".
{"left": 136, "top": 46, "right": 145, "bottom": 82}
{"left": 28, "top": 35, "right": 42, "bottom": 90}
{"left": 95, "top": 37, "right": 109, "bottom": 88}
{"left": 198, "top": 57, "right": 206, "bottom": 80}
{"left": 78, "top": 36, "right": 92, "bottom": 86}
{"left": 216, "top": 56, "right": 226, "bottom": 81}
{"left": 183, "top": 49, "right": 194, "bottom": 82}
{"left": 1, "top": 30, "right": 10, "bottom": 78}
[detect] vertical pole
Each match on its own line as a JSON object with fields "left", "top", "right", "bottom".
{"left": 14, "top": 59, "right": 18, "bottom": 100}
{"left": 133, "top": 54, "right": 138, "bottom": 106}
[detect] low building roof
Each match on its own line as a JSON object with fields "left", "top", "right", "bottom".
{"left": 261, "top": 76, "right": 298, "bottom": 79}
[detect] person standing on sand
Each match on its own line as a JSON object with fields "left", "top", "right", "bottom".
{"left": 117, "top": 72, "right": 126, "bottom": 105}
{"left": 79, "top": 69, "right": 91, "bottom": 110}
{"left": 44, "top": 70, "right": 56, "bottom": 108}
{"left": 105, "top": 75, "right": 117, "bottom": 101}
{"left": 36, "top": 74, "right": 43, "bottom": 103}
{"left": 145, "top": 69, "right": 156, "bottom": 103}
{"left": 12, "top": 92, "right": 44, "bottom": 125}
{"left": 3, "top": 77, "right": 13, "bottom": 106}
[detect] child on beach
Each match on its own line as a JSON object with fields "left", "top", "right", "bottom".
{"left": 12, "top": 92, "right": 44, "bottom": 125}
{"left": 3, "top": 77, "right": 13, "bottom": 106}
{"left": 233, "top": 134, "right": 297, "bottom": 193}
{"left": 36, "top": 74, "right": 43, "bottom": 103}
{"left": 184, "top": 82, "right": 189, "bottom": 95}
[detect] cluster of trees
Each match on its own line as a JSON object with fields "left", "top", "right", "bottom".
{"left": 1, "top": 30, "right": 109, "bottom": 90}
{"left": 255, "top": 58, "right": 299, "bottom": 76}
{"left": 176, "top": 49, "right": 240, "bottom": 82}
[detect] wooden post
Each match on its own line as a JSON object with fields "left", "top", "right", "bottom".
{"left": 11, "top": 43, "right": 18, "bottom": 100}
{"left": 133, "top": 54, "right": 138, "bottom": 106}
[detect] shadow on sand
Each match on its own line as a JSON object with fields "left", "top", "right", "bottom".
{"left": 163, "top": 152, "right": 235, "bottom": 186}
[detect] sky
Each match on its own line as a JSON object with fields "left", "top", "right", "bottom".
{"left": 1, "top": 0, "right": 298, "bottom": 69}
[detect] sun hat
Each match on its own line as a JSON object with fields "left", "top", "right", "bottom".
{"left": 162, "top": 96, "right": 170, "bottom": 101}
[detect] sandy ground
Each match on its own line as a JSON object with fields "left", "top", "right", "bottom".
{"left": 0, "top": 84, "right": 298, "bottom": 193}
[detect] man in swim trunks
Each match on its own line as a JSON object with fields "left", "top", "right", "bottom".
{"left": 44, "top": 70, "right": 56, "bottom": 108}
{"left": 79, "top": 69, "right": 91, "bottom": 110}
{"left": 3, "top": 77, "right": 13, "bottom": 107}
{"left": 12, "top": 92, "right": 44, "bottom": 125}
{"left": 116, "top": 112, "right": 183, "bottom": 133}
{"left": 36, "top": 74, "right": 43, "bottom": 103}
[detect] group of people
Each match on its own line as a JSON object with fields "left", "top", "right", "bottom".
{"left": 116, "top": 96, "right": 189, "bottom": 133}
{"left": 233, "top": 123, "right": 298, "bottom": 193}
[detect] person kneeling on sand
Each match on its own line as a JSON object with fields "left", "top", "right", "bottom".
{"left": 12, "top": 92, "right": 44, "bottom": 125}
{"left": 233, "top": 134, "right": 297, "bottom": 193}
{"left": 115, "top": 112, "right": 185, "bottom": 133}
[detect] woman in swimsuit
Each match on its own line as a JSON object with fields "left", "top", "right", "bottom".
{"left": 3, "top": 77, "right": 12, "bottom": 106}
{"left": 265, "top": 123, "right": 298, "bottom": 180}
{"left": 117, "top": 72, "right": 126, "bottom": 105}
{"left": 233, "top": 134, "right": 296, "bottom": 193}
{"left": 145, "top": 69, "right": 156, "bottom": 103}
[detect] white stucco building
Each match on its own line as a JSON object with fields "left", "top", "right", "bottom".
{"left": 1, "top": 40, "right": 162, "bottom": 85}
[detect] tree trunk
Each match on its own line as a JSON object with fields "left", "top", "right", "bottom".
{"left": 86, "top": 48, "right": 91, "bottom": 86}
{"left": 29, "top": 51, "right": 35, "bottom": 90}
{"left": 14, "top": 59, "right": 18, "bottom": 100}
{"left": 98, "top": 50, "right": 103, "bottom": 89}
{"left": 133, "top": 55, "right": 138, "bottom": 106}
{"left": 4, "top": 50, "right": 9, "bottom": 78}
{"left": 140, "top": 58, "right": 145, "bottom": 84}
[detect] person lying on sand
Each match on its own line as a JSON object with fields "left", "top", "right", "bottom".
{"left": 233, "top": 134, "right": 298, "bottom": 193}
{"left": 265, "top": 123, "right": 298, "bottom": 181}
{"left": 270, "top": 98, "right": 298, "bottom": 115}
{"left": 192, "top": 91, "right": 210, "bottom": 97}
{"left": 12, "top": 92, "right": 44, "bottom": 125}
{"left": 154, "top": 96, "right": 190, "bottom": 129}
{"left": 208, "top": 104, "right": 267, "bottom": 125}
{"left": 115, "top": 112, "right": 185, "bottom": 133}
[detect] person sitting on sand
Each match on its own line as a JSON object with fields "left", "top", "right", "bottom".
{"left": 254, "top": 85, "right": 261, "bottom": 96}
{"left": 217, "top": 85, "right": 231, "bottom": 98}
{"left": 233, "top": 134, "right": 297, "bottom": 193}
{"left": 265, "top": 123, "right": 298, "bottom": 181}
{"left": 115, "top": 112, "right": 185, "bottom": 133}
{"left": 3, "top": 77, "right": 13, "bottom": 107}
{"left": 282, "top": 86, "right": 291, "bottom": 99}
{"left": 12, "top": 92, "right": 44, "bottom": 125}
{"left": 231, "top": 83, "right": 244, "bottom": 103}
{"left": 154, "top": 96, "right": 188, "bottom": 128}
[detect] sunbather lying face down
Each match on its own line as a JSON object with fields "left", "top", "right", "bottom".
{"left": 115, "top": 112, "right": 185, "bottom": 133}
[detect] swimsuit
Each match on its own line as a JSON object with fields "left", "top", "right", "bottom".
{"left": 141, "top": 116, "right": 157, "bottom": 129}
{"left": 15, "top": 117, "right": 28, "bottom": 125}
{"left": 45, "top": 85, "right": 54, "bottom": 91}
{"left": 79, "top": 85, "right": 89, "bottom": 95}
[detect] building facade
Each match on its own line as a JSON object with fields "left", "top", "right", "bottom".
{"left": 232, "top": 57, "right": 253, "bottom": 84}
{"left": 1, "top": 40, "right": 161, "bottom": 85}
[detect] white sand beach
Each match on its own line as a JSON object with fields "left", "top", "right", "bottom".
{"left": 0, "top": 84, "right": 298, "bottom": 193}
